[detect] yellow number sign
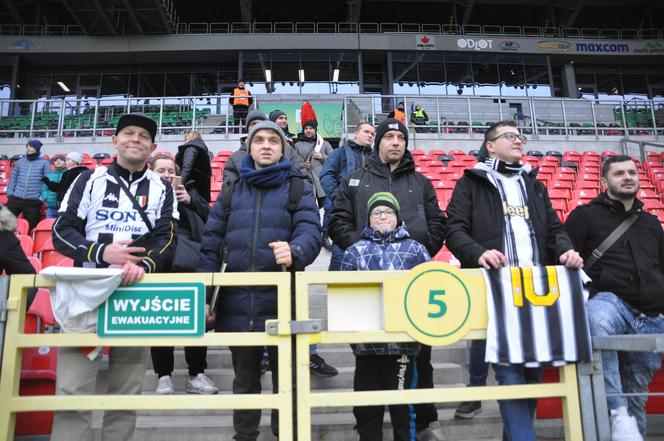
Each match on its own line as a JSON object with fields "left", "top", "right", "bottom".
{"left": 384, "top": 262, "right": 487, "bottom": 346}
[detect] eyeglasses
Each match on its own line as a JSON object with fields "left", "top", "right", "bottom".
{"left": 370, "top": 208, "right": 396, "bottom": 218}
{"left": 490, "top": 132, "right": 527, "bottom": 144}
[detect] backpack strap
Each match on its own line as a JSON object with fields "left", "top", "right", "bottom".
{"left": 221, "top": 179, "right": 236, "bottom": 217}
{"left": 287, "top": 177, "right": 304, "bottom": 214}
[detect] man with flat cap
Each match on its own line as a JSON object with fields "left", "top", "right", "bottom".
{"left": 50, "top": 113, "right": 178, "bottom": 441}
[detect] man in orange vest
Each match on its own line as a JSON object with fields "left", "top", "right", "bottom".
{"left": 388, "top": 101, "right": 407, "bottom": 126}
{"left": 228, "top": 79, "right": 254, "bottom": 133}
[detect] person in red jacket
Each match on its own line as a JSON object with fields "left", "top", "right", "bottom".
{"left": 300, "top": 100, "right": 317, "bottom": 127}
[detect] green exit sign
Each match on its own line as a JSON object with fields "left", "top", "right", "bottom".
{"left": 97, "top": 283, "right": 205, "bottom": 337}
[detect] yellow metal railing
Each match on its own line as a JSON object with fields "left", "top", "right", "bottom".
{"left": 0, "top": 272, "right": 294, "bottom": 440}
{"left": 0, "top": 264, "right": 585, "bottom": 440}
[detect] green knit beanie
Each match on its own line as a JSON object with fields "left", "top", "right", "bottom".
{"left": 367, "top": 192, "right": 400, "bottom": 223}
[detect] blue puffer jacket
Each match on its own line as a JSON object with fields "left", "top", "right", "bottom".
{"left": 199, "top": 156, "right": 322, "bottom": 332}
{"left": 8, "top": 156, "right": 51, "bottom": 201}
{"left": 341, "top": 223, "right": 430, "bottom": 356}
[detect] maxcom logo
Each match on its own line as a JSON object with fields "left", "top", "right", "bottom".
{"left": 576, "top": 43, "right": 629, "bottom": 53}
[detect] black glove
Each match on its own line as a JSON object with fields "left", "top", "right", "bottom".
{"left": 41, "top": 176, "right": 50, "bottom": 184}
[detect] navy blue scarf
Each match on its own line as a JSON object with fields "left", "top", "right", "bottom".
{"left": 239, "top": 156, "right": 292, "bottom": 188}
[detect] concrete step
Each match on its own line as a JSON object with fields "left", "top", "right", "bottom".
{"left": 88, "top": 402, "right": 508, "bottom": 441}
{"left": 139, "top": 362, "right": 464, "bottom": 394}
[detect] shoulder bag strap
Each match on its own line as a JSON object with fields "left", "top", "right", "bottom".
{"left": 107, "top": 165, "right": 154, "bottom": 233}
{"left": 584, "top": 212, "right": 639, "bottom": 270}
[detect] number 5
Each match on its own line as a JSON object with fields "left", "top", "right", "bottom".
{"left": 428, "top": 290, "right": 446, "bottom": 318}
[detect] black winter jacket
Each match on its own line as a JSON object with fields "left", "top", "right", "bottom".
{"left": 175, "top": 138, "right": 212, "bottom": 203}
{"left": 329, "top": 151, "right": 446, "bottom": 257}
{"left": 446, "top": 168, "right": 574, "bottom": 268}
{"left": 565, "top": 193, "right": 664, "bottom": 315}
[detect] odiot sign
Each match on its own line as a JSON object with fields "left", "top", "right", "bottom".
{"left": 456, "top": 38, "right": 494, "bottom": 51}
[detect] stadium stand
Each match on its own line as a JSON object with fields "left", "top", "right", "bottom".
{"left": 1, "top": 0, "right": 664, "bottom": 439}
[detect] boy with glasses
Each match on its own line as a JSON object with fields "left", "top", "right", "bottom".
{"left": 341, "top": 191, "right": 431, "bottom": 441}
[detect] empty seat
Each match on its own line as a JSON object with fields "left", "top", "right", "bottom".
{"left": 17, "top": 234, "right": 34, "bottom": 257}
{"left": 15, "top": 218, "right": 30, "bottom": 236}
{"left": 32, "top": 218, "right": 56, "bottom": 254}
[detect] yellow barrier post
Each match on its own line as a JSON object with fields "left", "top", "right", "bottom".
{"left": 0, "top": 271, "right": 294, "bottom": 440}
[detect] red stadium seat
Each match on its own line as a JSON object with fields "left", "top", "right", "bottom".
{"left": 57, "top": 257, "right": 74, "bottom": 267}
{"left": 37, "top": 240, "right": 68, "bottom": 269}
{"left": 17, "top": 234, "right": 34, "bottom": 256}
{"left": 548, "top": 189, "right": 571, "bottom": 199}
{"left": 32, "top": 218, "right": 56, "bottom": 254}
{"left": 638, "top": 189, "right": 660, "bottom": 200}
{"left": 15, "top": 218, "right": 30, "bottom": 235}
{"left": 572, "top": 188, "right": 599, "bottom": 199}
{"left": 428, "top": 149, "right": 447, "bottom": 158}
{"left": 549, "top": 199, "right": 568, "bottom": 212}
{"left": 27, "top": 256, "right": 41, "bottom": 272}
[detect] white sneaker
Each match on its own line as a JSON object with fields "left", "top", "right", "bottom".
{"left": 155, "top": 375, "right": 175, "bottom": 394}
{"left": 185, "top": 373, "right": 218, "bottom": 395}
{"left": 610, "top": 407, "right": 643, "bottom": 441}
{"left": 417, "top": 421, "right": 446, "bottom": 441}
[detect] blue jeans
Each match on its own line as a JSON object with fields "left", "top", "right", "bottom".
{"left": 328, "top": 244, "right": 344, "bottom": 271}
{"left": 46, "top": 207, "right": 59, "bottom": 218}
{"left": 469, "top": 339, "right": 489, "bottom": 387}
{"left": 321, "top": 197, "right": 332, "bottom": 235}
{"left": 587, "top": 291, "right": 664, "bottom": 436}
{"left": 493, "top": 363, "right": 542, "bottom": 441}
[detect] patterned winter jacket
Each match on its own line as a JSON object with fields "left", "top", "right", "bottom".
{"left": 341, "top": 223, "right": 430, "bottom": 356}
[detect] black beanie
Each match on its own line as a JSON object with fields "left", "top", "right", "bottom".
{"left": 302, "top": 119, "right": 318, "bottom": 131}
{"left": 269, "top": 109, "right": 287, "bottom": 122}
{"left": 374, "top": 118, "right": 408, "bottom": 150}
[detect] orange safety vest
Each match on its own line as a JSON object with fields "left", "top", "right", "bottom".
{"left": 394, "top": 108, "right": 407, "bottom": 125}
{"left": 232, "top": 88, "right": 250, "bottom": 107}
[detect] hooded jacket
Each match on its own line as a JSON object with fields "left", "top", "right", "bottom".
{"left": 341, "top": 223, "right": 429, "bottom": 356}
{"left": 565, "top": 193, "right": 664, "bottom": 315}
{"left": 329, "top": 150, "right": 446, "bottom": 257}
{"left": 445, "top": 166, "right": 574, "bottom": 268}
{"left": 175, "top": 138, "right": 212, "bottom": 202}
{"left": 199, "top": 157, "right": 321, "bottom": 332}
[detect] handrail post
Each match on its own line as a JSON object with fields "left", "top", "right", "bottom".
{"left": 649, "top": 100, "right": 658, "bottom": 140}
{"left": 29, "top": 100, "right": 36, "bottom": 137}
{"left": 92, "top": 98, "right": 99, "bottom": 139}
{"left": 158, "top": 98, "right": 164, "bottom": 137}
{"left": 591, "top": 100, "right": 598, "bottom": 139}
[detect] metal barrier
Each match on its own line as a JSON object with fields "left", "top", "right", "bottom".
{"left": 290, "top": 266, "right": 584, "bottom": 440}
{"left": 1, "top": 22, "right": 662, "bottom": 39}
{"left": 0, "top": 272, "right": 295, "bottom": 440}
{"left": 342, "top": 95, "right": 664, "bottom": 141}
{"left": 0, "top": 94, "right": 662, "bottom": 142}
